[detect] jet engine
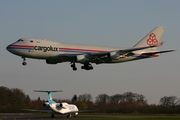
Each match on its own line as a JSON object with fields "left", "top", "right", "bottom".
{"left": 56, "top": 102, "right": 69, "bottom": 109}
{"left": 60, "top": 102, "right": 69, "bottom": 109}
{"left": 43, "top": 102, "right": 49, "bottom": 107}
{"left": 107, "top": 51, "right": 120, "bottom": 60}
{"left": 75, "top": 55, "right": 89, "bottom": 63}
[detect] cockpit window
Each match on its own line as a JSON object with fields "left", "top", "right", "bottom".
{"left": 30, "top": 40, "right": 33, "bottom": 43}
{"left": 17, "top": 39, "right": 24, "bottom": 42}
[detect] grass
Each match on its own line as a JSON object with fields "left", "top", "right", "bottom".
{"left": 72, "top": 118, "right": 180, "bottom": 120}
{"left": 2, "top": 113, "right": 180, "bottom": 120}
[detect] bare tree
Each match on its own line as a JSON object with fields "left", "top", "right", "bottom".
{"left": 95, "top": 94, "right": 109, "bottom": 105}
{"left": 160, "top": 96, "right": 180, "bottom": 107}
{"left": 109, "top": 94, "right": 123, "bottom": 105}
{"left": 78, "top": 93, "right": 92, "bottom": 102}
{"left": 71, "top": 94, "right": 78, "bottom": 102}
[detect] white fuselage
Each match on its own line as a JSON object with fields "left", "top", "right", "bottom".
{"left": 6, "top": 38, "right": 154, "bottom": 64}
{"left": 7, "top": 27, "right": 174, "bottom": 71}
{"left": 49, "top": 103, "right": 78, "bottom": 115}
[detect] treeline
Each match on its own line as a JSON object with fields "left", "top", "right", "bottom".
{"left": 0, "top": 86, "right": 180, "bottom": 114}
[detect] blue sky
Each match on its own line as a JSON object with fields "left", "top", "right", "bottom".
{"left": 0, "top": 0, "right": 179, "bottom": 104}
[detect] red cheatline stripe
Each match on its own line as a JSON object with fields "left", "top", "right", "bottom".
{"left": 59, "top": 47, "right": 106, "bottom": 52}
{"left": 10, "top": 44, "right": 34, "bottom": 48}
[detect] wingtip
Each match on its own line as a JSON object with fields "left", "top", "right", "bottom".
{"left": 170, "top": 50, "right": 176, "bottom": 52}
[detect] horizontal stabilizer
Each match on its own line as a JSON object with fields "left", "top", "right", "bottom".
{"left": 34, "top": 90, "right": 63, "bottom": 93}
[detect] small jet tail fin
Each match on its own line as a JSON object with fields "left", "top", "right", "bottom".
{"left": 34, "top": 90, "right": 63, "bottom": 104}
{"left": 133, "top": 26, "right": 165, "bottom": 51}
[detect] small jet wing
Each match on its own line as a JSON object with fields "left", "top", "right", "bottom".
{"left": 141, "top": 50, "right": 175, "bottom": 55}
{"left": 78, "top": 110, "right": 96, "bottom": 113}
{"left": 21, "top": 109, "right": 52, "bottom": 113}
{"left": 64, "top": 110, "right": 96, "bottom": 114}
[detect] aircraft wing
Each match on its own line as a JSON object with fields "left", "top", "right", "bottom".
{"left": 64, "top": 110, "right": 96, "bottom": 114}
{"left": 88, "top": 43, "right": 164, "bottom": 58}
{"left": 116, "top": 42, "right": 164, "bottom": 54}
{"left": 141, "top": 50, "right": 175, "bottom": 55}
{"left": 21, "top": 109, "right": 52, "bottom": 113}
{"left": 51, "top": 42, "right": 165, "bottom": 62}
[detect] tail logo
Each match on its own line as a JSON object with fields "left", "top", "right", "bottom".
{"left": 147, "top": 33, "right": 158, "bottom": 46}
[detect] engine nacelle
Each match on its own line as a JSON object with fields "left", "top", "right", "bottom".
{"left": 43, "top": 102, "right": 49, "bottom": 107}
{"left": 108, "top": 51, "right": 120, "bottom": 60}
{"left": 56, "top": 102, "right": 69, "bottom": 109}
{"left": 75, "top": 55, "right": 89, "bottom": 63}
{"left": 46, "top": 59, "right": 63, "bottom": 64}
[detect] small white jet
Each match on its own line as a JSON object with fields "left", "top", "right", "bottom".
{"left": 6, "top": 26, "right": 174, "bottom": 71}
{"left": 23, "top": 90, "right": 81, "bottom": 119}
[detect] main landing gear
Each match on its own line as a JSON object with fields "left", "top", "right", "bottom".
{"left": 22, "top": 57, "right": 27, "bottom": 66}
{"left": 70, "top": 62, "right": 94, "bottom": 71}
{"left": 81, "top": 63, "right": 93, "bottom": 70}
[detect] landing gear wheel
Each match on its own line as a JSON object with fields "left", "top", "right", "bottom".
{"left": 73, "top": 67, "right": 77, "bottom": 71}
{"left": 71, "top": 62, "right": 77, "bottom": 71}
{"left": 90, "top": 66, "right": 93, "bottom": 70}
{"left": 82, "top": 63, "right": 93, "bottom": 70}
{"left": 81, "top": 66, "right": 85, "bottom": 69}
{"left": 71, "top": 64, "right": 75, "bottom": 68}
{"left": 67, "top": 114, "right": 71, "bottom": 119}
{"left": 22, "top": 62, "right": 26, "bottom": 66}
{"left": 22, "top": 57, "right": 27, "bottom": 66}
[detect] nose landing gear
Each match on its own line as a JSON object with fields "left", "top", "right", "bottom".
{"left": 67, "top": 113, "right": 71, "bottom": 120}
{"left": 70, "top": 62, "right": 77, "bottom": 71}
{"left": 22, "top": 57, "right": 27, "bottom": 66}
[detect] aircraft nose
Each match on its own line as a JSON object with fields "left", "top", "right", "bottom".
{"left": 6, "top": 44, "right": 14, "bottom": 53}
{"left": 6, "top": 45, "right": 11, "bottom": 52}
